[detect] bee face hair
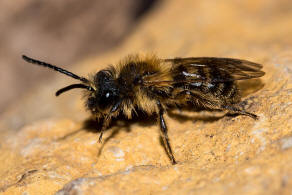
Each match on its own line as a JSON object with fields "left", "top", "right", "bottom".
{"left": 22, "top": 54, "right": 265, "bottom": 164}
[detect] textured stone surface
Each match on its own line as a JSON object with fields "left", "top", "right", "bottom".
{"left": 1, "top": 0, "right": 292, "bottom": 194}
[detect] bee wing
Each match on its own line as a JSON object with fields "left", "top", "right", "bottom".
{"left": 144, "top": 57, "right": 264, "bottom": 86}
{"left": 145, "top": 57, "right": 265, "bottom": 85}
{"left": 165, "top": 57, "right": 264, "bottom": 82}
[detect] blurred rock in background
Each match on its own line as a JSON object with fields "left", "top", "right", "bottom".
{"left": 0, "top": 0, "right": 158, "bottom": 113}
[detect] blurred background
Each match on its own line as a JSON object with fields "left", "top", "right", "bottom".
{"left": 0, "top": 0, "right": 159, "bottom": 113}
{"left": 1, "top": 0, "right": 292, "bottom": 115}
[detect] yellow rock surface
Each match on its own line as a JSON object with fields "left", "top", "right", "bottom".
{"left": 1, "top": 0, "right": 292, "bottom": 194}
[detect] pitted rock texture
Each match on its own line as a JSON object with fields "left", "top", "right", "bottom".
{"left": 1, "top": 0, "right": 292, "bottom": 194}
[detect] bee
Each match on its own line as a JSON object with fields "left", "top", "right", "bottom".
{"left": 22, "top": 54, "right": 265, "bottom": 164}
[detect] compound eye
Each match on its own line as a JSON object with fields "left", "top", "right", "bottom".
{"left": 105, "top": 92, "right": 110, "bottom": 98}
{"left": 103, "top": 91, "right": 112, "bottom": 99}
{"left": 103, "top": 91, "right": 114, "bottom": 100}
{"left": 98, "top": 91, "right": 117, "bottom": 110}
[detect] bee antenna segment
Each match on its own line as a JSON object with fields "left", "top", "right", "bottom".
{"left": 22, "top": 55, "right": 89, "bottom": 83}
{"left": 55, "top": 84, "right": 94, "bottom": 96}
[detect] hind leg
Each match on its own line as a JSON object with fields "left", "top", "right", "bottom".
{"left": 223, "top": 105, "right": 258, "bottom": 120}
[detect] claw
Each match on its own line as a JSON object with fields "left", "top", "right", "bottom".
{"left": 98, "top": 132, "right": 103, "bottom": 143}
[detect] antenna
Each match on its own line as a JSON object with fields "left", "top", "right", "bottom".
{"left": 56, "top": 84, "right": 94, "bottom": 96}
{"left": 22, "top": 55, "right": 89, "bottom": 83}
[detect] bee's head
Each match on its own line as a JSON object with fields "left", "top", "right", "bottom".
{"left": 87, "top": 70, "right": 120, "bottom": 114}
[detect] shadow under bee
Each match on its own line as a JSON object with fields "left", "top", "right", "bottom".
{"left": 57, "top": 108, "right": 229, "bottom": 163}
{"left": 167, "top": 107, "right": 226, "bottom": 123}
{"left": 83, "top": 111, "right": 158, "bottom": 158}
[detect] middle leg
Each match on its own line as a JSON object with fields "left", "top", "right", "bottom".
{"left": 157, "top": 101, "right": 177, "bottom": 164}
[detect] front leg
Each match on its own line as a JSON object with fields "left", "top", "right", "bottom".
{"left": 98, "top": 115, "right": 112, "bottom": 143}
{"left": 98, "top": 100, "right": 122, "bottom": 143}
{"left": 157, "top": 101, "right": 177, "bottom": 164}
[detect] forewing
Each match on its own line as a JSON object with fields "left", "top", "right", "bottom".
{"left": 164, "top": 57, "right": 265, "bottom": 82}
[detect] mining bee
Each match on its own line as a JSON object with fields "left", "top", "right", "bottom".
{"left": 22, "top": 54, "right": 265, "bottom": 164}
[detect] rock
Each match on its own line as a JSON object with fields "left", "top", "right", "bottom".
{"left": 1, "top": 0, "right": 292, "bottom": 194}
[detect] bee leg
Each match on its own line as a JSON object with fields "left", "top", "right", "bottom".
{"left": 157, "top": 101, "right": 177, "bottom": 165}
{"left": 98, "top": 130, "right": 104, "bottom": 143}
{"left": 223, "top": 105, "right": 258, "bottom": 120}
{"left": 98, "top": 101, "right": 121, "bottom": 143}
{"left": 97, "top": 113, "right": 113, "bottom": 143}
{"left": 98, "top": 117, "right": 111, "bottom": 143}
